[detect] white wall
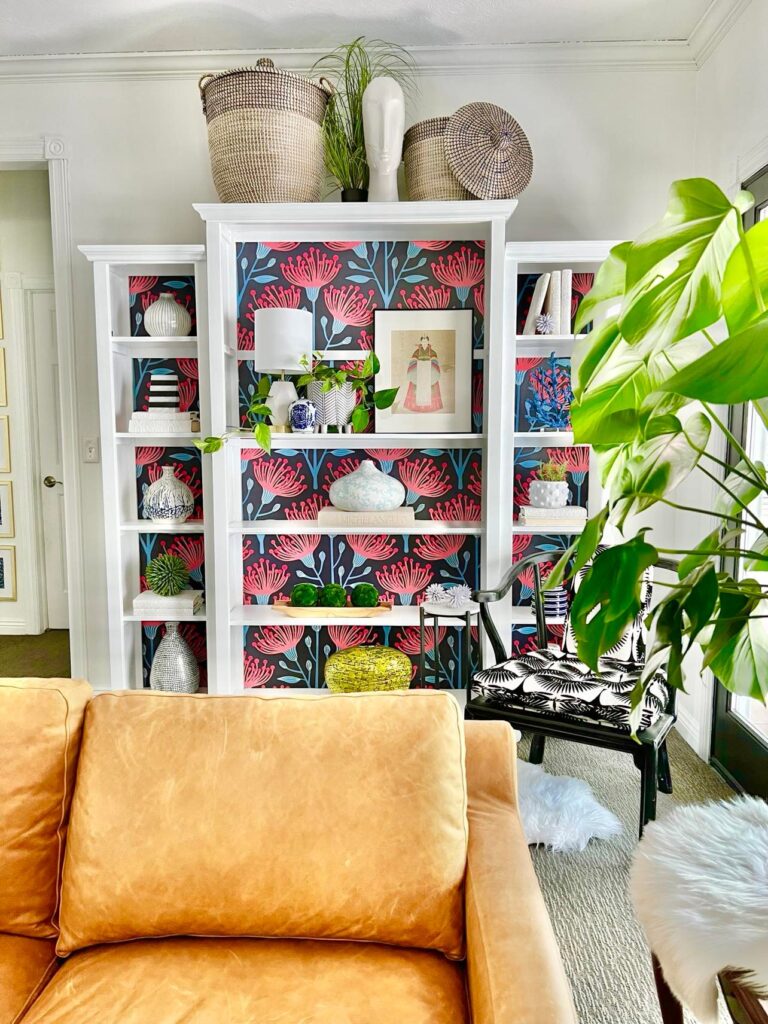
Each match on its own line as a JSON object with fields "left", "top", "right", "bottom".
{"left": 0, "top": 62, "right": 697, "bottom": 687}
{"left": 0, "top": 170, "right": 53, "bottom": 630}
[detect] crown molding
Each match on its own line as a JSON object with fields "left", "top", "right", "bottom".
{"left": 688, "top": 0, "right": 751, "bottom": 66}
{"left": 0, "top": 40, "right": 697, "bottom": 82}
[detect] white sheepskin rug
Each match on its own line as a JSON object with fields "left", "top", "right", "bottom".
{"left": 630, "top": 796, "right": 768, "bottom": 1024}
{"left": 516, "top": 759, "right": 622, "bottom": 852}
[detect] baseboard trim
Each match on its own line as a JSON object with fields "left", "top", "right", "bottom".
{"left": 0, "top": 619, "right": 34, "bottom": 635}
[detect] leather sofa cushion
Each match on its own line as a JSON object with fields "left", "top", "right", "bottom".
{"left": 24, "top": 936, "right": 469, "bottom": 1024}
{"left": 58, "top": 691, "right": 467, "bottom": 957}
{"left": 0, "top": 933, "right": 58, "bottom": 1024}
{"left": 0, "top": 678, "right": 91, "bottom": 938}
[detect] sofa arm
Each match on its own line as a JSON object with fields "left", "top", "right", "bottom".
{"left": 464, "top": 722, "right": 577, "bottom": 1024}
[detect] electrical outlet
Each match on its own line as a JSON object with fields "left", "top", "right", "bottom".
{"left": 82, "top": 437, "right": 100, "bottom": 463}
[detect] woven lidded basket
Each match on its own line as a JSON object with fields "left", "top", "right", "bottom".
{"left": 199, "top": 59, "right": 332, "bottom": 203}
{"left": 403, "top": 117, "right": 474, "bottom": 202}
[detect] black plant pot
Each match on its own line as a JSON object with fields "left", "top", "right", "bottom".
{"left": 341, "top": 188, "right": 368, "bottom": 202}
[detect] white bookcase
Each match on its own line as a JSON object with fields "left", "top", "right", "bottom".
{"left": 83, "top": 211, "right": 613, "bottom": 693}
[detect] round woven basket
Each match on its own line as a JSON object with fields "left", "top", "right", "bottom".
{"left": 324, "top": 645, "right": 412, "bottom": 693}
{"left": 403, "top": 117, "right": 474, "bottom": 202}
{"left": 199, "top": 59, "right": 332, "bottom": 203}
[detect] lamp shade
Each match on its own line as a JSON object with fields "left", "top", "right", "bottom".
{"left": 252, "top": 308, "right": 313, "bottom": 373}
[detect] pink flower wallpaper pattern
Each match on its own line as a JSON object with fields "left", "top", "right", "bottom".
{"left": 234, "top": 240, "right": 485, "bottom": 430}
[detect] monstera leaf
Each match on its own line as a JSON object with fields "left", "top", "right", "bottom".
{"left": 619, "top": 179, "right": 749, "bottom": 349}
{"left": 662, "top": 313, "right": 768, "bottom": 403}
{"left": 574, "top": 242, "right": 630, "bottom": 333}
{"left": 722, "top": 219, "right": 768, "bottom": 333}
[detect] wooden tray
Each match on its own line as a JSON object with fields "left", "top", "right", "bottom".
{"left": 274, "top": 600, "right": 393, "bottom": 619}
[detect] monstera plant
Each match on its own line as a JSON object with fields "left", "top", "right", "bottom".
{"left": 546, "top": 178, "right": 768, "bottom": 729}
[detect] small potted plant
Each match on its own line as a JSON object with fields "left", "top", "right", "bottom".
{"left": 528, "top": 461, "right": 570, "bottom": 509}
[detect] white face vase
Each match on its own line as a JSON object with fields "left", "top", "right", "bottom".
{"left": 362, "top": 77, "right": 405, "bottom": 202}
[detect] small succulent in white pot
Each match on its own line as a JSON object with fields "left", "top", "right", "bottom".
{"left": 528, "top": 461, "right": 570, "bottom": 509}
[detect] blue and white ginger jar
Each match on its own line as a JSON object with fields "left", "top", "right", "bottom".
{"left": 143, "top": 465, "right": 195, "bottom": 524}
{"left": 289, "top": 398, "right": 317, "bottom": 433}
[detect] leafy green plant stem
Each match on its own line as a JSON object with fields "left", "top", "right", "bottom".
{"left": 695, "top": 461, "right": 768, "bottom": 533}
{"left": 701, "top": 400, "right": 766, "bottom": 477}
{"left": 737, "top": 217, "right": 767, "bottom": 315}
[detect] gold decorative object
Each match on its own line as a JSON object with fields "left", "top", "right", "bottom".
{"left": 324, "top": 645, "right": 412, "bottom": 692}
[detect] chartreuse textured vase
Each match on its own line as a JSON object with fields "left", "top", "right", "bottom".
{"left": 324, "top": 645, "right": 412, "bottom": 693}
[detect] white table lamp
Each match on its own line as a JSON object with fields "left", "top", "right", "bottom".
{"left": 252, "top": 308, "right": 313, "bottom": 430}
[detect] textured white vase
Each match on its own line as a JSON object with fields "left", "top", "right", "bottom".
{"left": 149, "top": 622, "right": 199, "bottom": 693}
{"left": 528, "top": 479, "right": 570, "bottom": 509}
{"left": 329, "top": 459, "right": 406, "bottom": 511}
{"left": 307, "top": 380, "right": 357, "bottom": 430}
{"left": 143, "top": 466, "right": 195, "bottom": 524}
{"left": 143, "top": 292, "right": 192, "bottom": 337}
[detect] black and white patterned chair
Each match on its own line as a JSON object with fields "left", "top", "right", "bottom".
{"left": 466, "top": 550, "right": 677, "bottom": 838}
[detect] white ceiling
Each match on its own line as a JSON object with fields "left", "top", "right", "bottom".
{"left": 0, "top": 0, "right": 740, "bottom": 56}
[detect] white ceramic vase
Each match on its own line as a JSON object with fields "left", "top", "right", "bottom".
{"left": 149, "top": 622, "right": 199, "bottom": 693}
{"left": 329, "top": 459, "right": 405, "bottom": 512}
{"left": 143, "top": 465, "right": 195, "bottom": 524}
{"left": 528, "top": 479, "right": 570, "bottom": 509}
{"left": 144, "top": 292, "right": 192, "bottom": 337}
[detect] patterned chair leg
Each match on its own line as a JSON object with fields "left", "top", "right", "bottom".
{"left": 657, "top": 741, "right": 673, "bottom": 795}
{"left": 529, "top": 733, "right": 546, "bottom": 765}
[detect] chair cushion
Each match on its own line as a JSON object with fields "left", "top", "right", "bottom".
{"left": 473, "top": 647, "right": 669, "bottom": 731}
{"left": 58, "top": 691, "right": 467, "bottom": 958}
{"left": 561, "top": 558, "right": 653, "bottom": 665}
{"left": 0, "top": 933, "right": 58, "bottom": 1024}
{"left": 0, "top": 678, "right": 91, "bottom": 938}
{"left": 21, "top": 937, "right": 469, "bottom": 1024}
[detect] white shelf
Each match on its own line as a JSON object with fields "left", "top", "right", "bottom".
{"left": 121, "top": 520, "right": 205, "bottom": 533}
{"left": 235, "top": 347, "right": 487, "bottom": 362}
{"left": 234, "top": 519, "right": 482, "bottom": 536}
{"left": 233, "top": 605, "right": 469, "bottom": 628}
{"left": 232, "top": 432, "right": 484, "bottom": 449}
{"left": 124, "top": 608, "right": 207, "bottom": 623}
{"left": 112, "top": 337, "right": 198, "bottom": 358}
{"left": 116, "top": 433, "right": 201, "bottom": 445}
{"left": 514, "top": 431, "right": 575, "bottom": 446}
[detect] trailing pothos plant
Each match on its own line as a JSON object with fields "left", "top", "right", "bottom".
{"left": 195, "top": 351, "right": 398, "bottom": 455}
{"left": 545, "top": 178, "right": 768, "bottom": 729}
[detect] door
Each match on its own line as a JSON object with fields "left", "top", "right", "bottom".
{"left": 710, "top": 166, "right": 768, "bottom": 796}
{"left": 31, "top": 289, "right": 68, "bottom": 628}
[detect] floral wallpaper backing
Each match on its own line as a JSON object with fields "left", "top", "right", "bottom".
{"left": 235, "top": 240, "right": 485, "bottom": 430}
{"left": 515, "top": 355, "right": 572, "bottom": 432}
{"left": 242, "top": 623, "right": 478, "bottom": 690}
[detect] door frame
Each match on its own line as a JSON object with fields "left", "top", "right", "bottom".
{"left": 0, "top": 137, "right": 87, "bottom": 676}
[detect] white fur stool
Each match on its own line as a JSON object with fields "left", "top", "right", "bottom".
{"left": 630, "top": 796, "right": 768, "bottom": 1024}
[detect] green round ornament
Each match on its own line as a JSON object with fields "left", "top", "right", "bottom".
{"left": 351, "top": 582, "right": 380, "bottom": 608}
{"left": 318, "top": 583, "right": 348, "bottom": 608}
{"left": 145, "top": 553, "right": 189, "bottom": 597}
{"left": 291, "top": 583, "right": 319, "bottom": 607}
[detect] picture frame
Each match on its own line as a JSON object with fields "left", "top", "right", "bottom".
{"left": 0, "top": 348, "right": 6, "bottom": 406}
{"left": 373, "top": 309, "right": 474, "bottom": 433}
{"left": 0, "top": 546, "right": 16, "bottom": 601}
{"left": 0, "top": 481, "right": 13, "bottom": 538}
{"left": 0, "top": 416, "right": 9, "bottom": 473}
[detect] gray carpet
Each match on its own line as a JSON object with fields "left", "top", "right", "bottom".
{"left": 0, "top": 630, "right": 70, "bottom": 677}
{"left": 521, "top": 730, "right": 734, "bottom": 1024}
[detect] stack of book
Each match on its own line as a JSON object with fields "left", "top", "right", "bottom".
{"left": 317, "top": 507, "right": 416, "bottom": 527}
{"left": 129, "top": 370, "right": 200, "bottom": 434}
{"left": 132, "top": 589, "right": 204, "bottom": 617}
{"left": 518, "top": 505, "right": 587, "bottom": 530}
{"left": 517, "top": 270, "right": 594, "bottom": 337}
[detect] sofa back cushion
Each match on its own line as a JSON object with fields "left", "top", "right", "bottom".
{"left": 57, "top": 690, "right": 468, "bottom": 957}
{"left": 0, "top": 677, "right": 91, "bottom": 938}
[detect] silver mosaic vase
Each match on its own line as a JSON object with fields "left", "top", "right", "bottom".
{"left": 149, "top": 622, "right": 200, "bottom": 693}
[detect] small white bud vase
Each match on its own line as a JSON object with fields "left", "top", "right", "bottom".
{"left": 143, "top": 465, "right": 195, "bottom": 524}
{"left": 143, "top": 292, "right": 192, "bottom": 337}
{"left": 528, "top": 479, "right": 570, "bottom": 509}
{"left": 149, "top": 622, "right": 199, "bottom": 693}
{"left": 329, "top": 459, "right": 406, "bottom": 512}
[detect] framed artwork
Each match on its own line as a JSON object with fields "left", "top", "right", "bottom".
{"left": 373, "top": 309, "right": 473, "bottom": 433}
{"left": 0, "top": 481, "right": 13, "bottom": 538}
{"left": 0, "top": 416, "right": 9, "bottom": 472}
{"left": 0, "top": 546, "right": 15, "bottom": 601}
{"left": 0, "top": 348, "right": 6, "bottom": 406}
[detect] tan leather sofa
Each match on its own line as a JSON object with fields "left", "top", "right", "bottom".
{"left": 1, "top": 678, "right": 576, "bottom": 1024}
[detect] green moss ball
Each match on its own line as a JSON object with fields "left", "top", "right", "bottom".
{"left": 318, "top": 583, "right": 348, "bottom": 608}
{"left": 145, "top": 553, "right": 189, "bottom": 597}
{"left": 291, "top": 583, "right": 319, "bottom": 607}
{"left": 351, "top": 583, "right": 380, "bottom": 608}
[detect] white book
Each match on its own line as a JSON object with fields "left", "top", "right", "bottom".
{"left": 522, "top": 273, "right": 551, "bottom": 336}
{"left": 543, "top": 271, "right": 561, "bottom": 334}
{"left": 317, "top": 507, "right": 416, "bottom": 527}
{"left": 520, "top": 504, "right": 587, "bottom": 520}
{"left": 133, "top": 589, "right": 203, "bottom": 615}
{"left": 560, "top": 268, "right": 573, "bottom": 335}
